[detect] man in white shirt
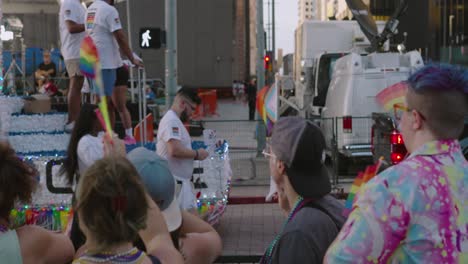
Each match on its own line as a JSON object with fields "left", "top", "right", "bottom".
{"left": 59, "top": 0, "right": 86, "bottom": 132}
{"left": 85, "top": 0, "right": 142, "bottom": 123}
{"left": 157, "top": 87, "right": 209, "bottom": 211}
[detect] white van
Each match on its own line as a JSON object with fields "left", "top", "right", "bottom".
{"left": 319, "top": 51, "right": 423, "bottom": 169}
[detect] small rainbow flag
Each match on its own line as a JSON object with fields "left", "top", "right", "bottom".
{"left": 376, "top": 81, "right": 408, "bottom": 112}
{"left": 343, "top": 158, "right": 383, "bottom": 217}
{"left": 80, "top": 36, "right": 112, "bottom": 137}
{"left": 256, "top": 85, "right": 276, "bottom": 136}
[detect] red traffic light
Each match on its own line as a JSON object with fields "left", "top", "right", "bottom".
{"left": 264, "top": 55, "right": 272, "bottom": 70}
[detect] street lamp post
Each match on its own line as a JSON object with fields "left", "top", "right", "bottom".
{"left": 165, "top": 0, "right": 178, "bottom": 110}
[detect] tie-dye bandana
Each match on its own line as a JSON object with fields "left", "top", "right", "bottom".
{"left": 325, "top": 139, "right": 468, "bottom": 263}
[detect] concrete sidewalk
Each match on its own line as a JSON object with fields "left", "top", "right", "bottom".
{"left": 215, "top": 186, "right": 282, "bottom": 262}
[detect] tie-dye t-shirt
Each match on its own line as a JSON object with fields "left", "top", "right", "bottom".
{"left": 325, "top": 139, "right": 468, "bottom": 263}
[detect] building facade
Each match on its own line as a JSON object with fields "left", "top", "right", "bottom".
{"left": 116, "top": 0, "right": 238, "bottom": 88}
{"left": 298, "top": 0, "right": 320, "bottom": 23}
{"left": 323, "top": 0, "right": 468, "bottom": 65}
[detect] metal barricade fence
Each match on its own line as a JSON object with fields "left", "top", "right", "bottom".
{"left": 186, "top": 116, "right": 374, "bottom": 186}
{"left": 308, "top": 116, "right": 374, "bottom": 186}
{"left": 334, "top": 116, "right": 374, "bottom": 151}
{"left": 193, "top": 120, "right": 269, "bottom": 184}
{"left": 1, "top": 75, "right": 71, "bottom": 96}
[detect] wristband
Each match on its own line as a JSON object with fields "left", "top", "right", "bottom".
{"left": 194, "top": 149, "right": 199, "bottom": 160}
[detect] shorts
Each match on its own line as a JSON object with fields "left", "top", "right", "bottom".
{"left": 65, "top": 59, "right": 83, "bottom": 77}
{"left": 115, "top": 65, "right": 129, "bottom": 86}
{"left": 90, "top": 68, "right": 116, "bottom": 96}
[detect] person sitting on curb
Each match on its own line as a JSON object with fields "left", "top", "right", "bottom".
{"left": 128, "top": 147, "right": 223, "bottom": 264}
{"left": 260, "top": 116, "right": 346, "bottom": 264}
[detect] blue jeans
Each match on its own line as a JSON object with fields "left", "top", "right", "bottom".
{"left": 89, "top": 68, "right": 117, "bottom": 96}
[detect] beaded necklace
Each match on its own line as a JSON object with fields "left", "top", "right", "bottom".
{"left": 78, "top": 247, "right": 146, "bottom": 264}
{"left": 0, "top": 224, "right": 9, "bottom": 233}
{"left": 260, "top": 196, "right": 311, "bottom": 264}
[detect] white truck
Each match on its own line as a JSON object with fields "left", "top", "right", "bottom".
{"left": 320, "top": 51, "right": 423, "bottom": 172}
{"left": 288, "top": 20, "right": 386, "bottom": 117}
{"left": 279, "top": 0, "right": 424, "bottom": 173}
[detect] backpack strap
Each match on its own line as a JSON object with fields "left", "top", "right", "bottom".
{"left": 303, "top": 201, "right": 341, "bottom": 231}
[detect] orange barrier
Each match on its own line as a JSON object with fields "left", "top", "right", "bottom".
{"left": 134, "top": 113, "right": 154, "bottom": 143}
{"left": 193, "top": 89, "right": 218, "bottom": 118}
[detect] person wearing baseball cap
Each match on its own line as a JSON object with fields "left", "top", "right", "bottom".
{"left": 128, "top": 147, "right": 222, "bottom": 264}
{"left": 260, "top": 116, "right": 346, "bottom": 264}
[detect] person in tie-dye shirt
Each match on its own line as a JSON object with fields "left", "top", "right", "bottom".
{"left": 325, "top": 64, "right": 468, "bottom": 263}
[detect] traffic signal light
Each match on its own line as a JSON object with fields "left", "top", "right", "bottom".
{"left": 264, "top": 54, "right": 272, "bottom": 71}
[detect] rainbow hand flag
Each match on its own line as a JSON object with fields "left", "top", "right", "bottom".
{"left": 80, "top": 36, "right": 112, "bottom": 137}
{"left": 343, "top": 158, "right": 383, "bottom": 217}
{"left": 256, "top": 84, "right": 278, "bottom": 136}
{"left": 376, "top": 81, "right": 408, "bottom": 112}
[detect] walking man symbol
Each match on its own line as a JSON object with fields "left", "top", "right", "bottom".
{"left": 142, "top": 30, "right": 151, "bottom": 47}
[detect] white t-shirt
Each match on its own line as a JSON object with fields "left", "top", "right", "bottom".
{"left": 85, "top": 0, "right": 122, "bottom": 69}
{"left": 157, "top": 110, "right": 193, "bottom": 181}
{"left": 77, "top": 132, "right": 104, "bottom": 176}
{"left": 59, "top": 0, "right": 86, "bottom": 60}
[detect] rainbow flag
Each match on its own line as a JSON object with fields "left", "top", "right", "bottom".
{"left": 256, "top": 84, "right": 277, "bottom": 136}
{"left": 376, "top": 81, "right": 408, "bottom": 112}
{"left": 343, "top": 159, "right": 383, "bottom": 217}
{"left": 80, "top": 36, "right": 112, "bottom": 137}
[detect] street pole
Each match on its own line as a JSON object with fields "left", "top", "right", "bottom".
{"left": 165, "top": 0, "right": 178, "bottom": 110}
{"left": 256, "top": 0, "right": 266, "bottom": 155}
{"left": 0, "top": 0, "right": 3, "bottom": 95}
{"left": 126, "top": 0, "right": 136, "bottom": 103}
{"left": 271, "top": 0, "right": 275, "bottom": 76}
{"left": 256, "top": 0, "right": 265, "bottom": 90}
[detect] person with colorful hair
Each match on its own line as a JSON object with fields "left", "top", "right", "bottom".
{"left": 0, "top": 142, "right": 75, "bottom": 263}
{"left": 325, "top": 64, "right": 468, "bottom": 263}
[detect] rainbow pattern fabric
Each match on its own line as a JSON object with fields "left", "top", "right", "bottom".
{"left": 79, "top": 36, "right": 99, "bottom": 79}
{"left": 256, "top": 84, "right": 278, "bottom": 136}
{"left": 79, "top": 36, "right": 112, "bottom": 136}
{"left": 326, "top": 140, "right": 468, "bottom": 263}
{"left": 376, "top": 81, "right": 408, "bottom": 111}
{"left": 343, "top": 158, "right": 383, "bottom": 217}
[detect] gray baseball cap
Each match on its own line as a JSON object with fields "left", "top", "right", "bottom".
{"left": 127, "top": 147, "right": 182, "bottom": 232}
{"left": 270, "top": 116, "right": 331, "bottom": 198}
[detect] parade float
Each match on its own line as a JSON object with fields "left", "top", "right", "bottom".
{"left": 1, "top": 95, "right": 232, "bottom": 231}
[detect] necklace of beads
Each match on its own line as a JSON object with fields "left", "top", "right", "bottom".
{"left": 0, "top": 224, "right": 9, "bottom": 233}
{"left": 78, "top": 247, "right": 146, "bottom": 264}
{"left": 260, "top": 196, "right": 311, "bottom": 264}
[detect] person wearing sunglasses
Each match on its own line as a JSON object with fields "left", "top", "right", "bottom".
{"left": 156, "top": 87, "right": 209, "bottom": 213}
{"left": 325, "top": 64, "right": 468, "bottom": 263}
